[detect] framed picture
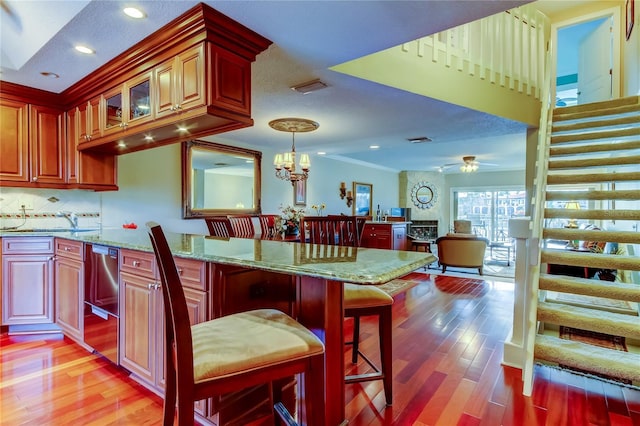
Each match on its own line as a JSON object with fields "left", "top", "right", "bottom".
{"left": 627, "top": 0, "right": 635, "bottom": 40}
{"left": 293, "top": 180, "right": 307, "bottom": 206}
{"left": 352, "top": 182, "right": 373, "bottom": 216}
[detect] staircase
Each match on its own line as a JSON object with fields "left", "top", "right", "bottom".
{"left": 531, "top": 96, "right": 640, "bottom": 386}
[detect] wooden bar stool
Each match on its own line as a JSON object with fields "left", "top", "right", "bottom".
{"left": 147, "top": 222, "right": 326, "bottom": 425}
{"left": 301, "top": 215, "right": 394, "bottom": 405}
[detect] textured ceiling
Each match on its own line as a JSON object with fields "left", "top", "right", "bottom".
{"left": 2, "top": 0, "right": 586, "bottom": 174}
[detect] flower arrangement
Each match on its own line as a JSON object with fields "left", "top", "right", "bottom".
{"left": 311, "top": 203, "right": 326, "bottom": 216}
{"left": 277, "top": 204, "right": 306, "bottom": 235}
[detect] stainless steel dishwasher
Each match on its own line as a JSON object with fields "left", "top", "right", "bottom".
{"left": 84, "top": 244, "right": 120, "bottom": 364}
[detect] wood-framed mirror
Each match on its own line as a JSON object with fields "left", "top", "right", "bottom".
{"left": 182, "top": 140, "right": 262, "bottom": 218}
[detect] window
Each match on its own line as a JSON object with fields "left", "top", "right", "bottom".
{"left": 453, "top": 189, "right": 526, "bottom": 241}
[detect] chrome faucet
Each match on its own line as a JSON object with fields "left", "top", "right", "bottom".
{"left": 56, "top": 211, "right": 78, "bottom": 229}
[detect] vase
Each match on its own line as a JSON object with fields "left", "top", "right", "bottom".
{"left": 285, "top": 226, "right": 299, "bottom": 236}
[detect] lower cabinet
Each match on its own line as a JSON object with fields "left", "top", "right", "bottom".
{"left": 361, "top": 222, "right": 407, "bottom": 250}
{"left": 54, "top": 238, "right": 84, "bottom": 342}
{"left": 119, "top": 249, "right": 207, "bottom": 415}
{"left": 1, "top": 237, "right": 54, "bottom": 326}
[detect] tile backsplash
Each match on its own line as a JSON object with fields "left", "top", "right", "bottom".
{"left": 0, "top": 187, "right": 101, "bottom": 230}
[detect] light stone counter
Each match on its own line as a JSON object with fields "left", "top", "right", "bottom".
{"left": 0, "top": 228, "right": 435, "bottom": 285}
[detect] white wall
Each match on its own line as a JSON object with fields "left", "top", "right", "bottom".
{"left": 0, "top": 142, "right": 401, "bottom": 234}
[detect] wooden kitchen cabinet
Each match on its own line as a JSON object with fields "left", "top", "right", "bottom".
{"left": 76, "top": 97, "right": 102, "bottom": 145}
{"left": 1, "top": 237, "right": 54, "bottom": 326}
{"left": 66, "top": 106, "right": 118, "bottom": 189}
{"left": 54, "top": 238, "right": 84, "bottom": 342}
{"left": 102, "top": 72, "right": 153, "bottom": 137}
{"left": 119, "top": 248, "right": 207, "bottom": 416}
{"left": 0, "top": 99, "right": 65, "bottom": 185}
{"left": 155, "top": 44, "right": 205, "bottom": 120}
{"left": 361, "top": 222, "right": 408, "bottom": 250}
{"left": 0, "top": 98, "right": 28, "bottom": 182}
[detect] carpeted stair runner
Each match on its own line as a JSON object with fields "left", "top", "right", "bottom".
{"left": 530, "top": 95, "right": 640, "bottom": 386}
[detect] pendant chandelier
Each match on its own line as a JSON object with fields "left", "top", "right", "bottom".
{"left": 270, "top": 118, "right": 319, "bottom": 184}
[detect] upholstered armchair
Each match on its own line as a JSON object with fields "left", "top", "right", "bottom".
{"left": 435, "top": 235, "right": 489, "bottom": 275}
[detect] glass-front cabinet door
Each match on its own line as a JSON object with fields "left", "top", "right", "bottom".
{"left": 103, "top": 90, "right": 123, "bottom": 134}
{"left": 127, "top": 75, "right": 152, "bottom": 125}
{"left": 102, "top": 72, "right": 153, "bottom": 137}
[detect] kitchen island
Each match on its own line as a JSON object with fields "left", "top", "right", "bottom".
{"left": 1, "top": 228, "right": 435, "bottom": 424}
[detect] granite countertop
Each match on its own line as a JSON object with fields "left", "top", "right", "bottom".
{"left": 0, "top": 228, "right": 435, "bottom": 285}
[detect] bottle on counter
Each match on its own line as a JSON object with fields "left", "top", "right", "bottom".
{"left": 375, "top": 204, "right": 381, "bottom": 222}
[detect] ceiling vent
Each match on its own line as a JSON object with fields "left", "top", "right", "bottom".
{"left": 291, "top": 79, "right": 328, "bottom": 94}
{"left": 407, "top": 136, "right": 432, "bottom": 143}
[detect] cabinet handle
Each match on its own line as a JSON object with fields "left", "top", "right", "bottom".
{"left": 177, "top": 268, "right": 183, "bottom": 275}
{"left": 64, "top": 247, "right": 71, "bottom": 251}
{"left": 132, "top": 260, "right": 141, "bottom": 267}
{"left": 148, "top": 283, "right": 155, "bottom": 290}
{"left": 169, "top": 106, "right": 176, "bottom": 111}
{"left": 155, "top": 283, "right": 162, "bottom": 290}
{"left": 31, "top": 177, "right": 38, "bottom": 182}
{"left": 175, "top": 104, "right": 182, "bottom": 110}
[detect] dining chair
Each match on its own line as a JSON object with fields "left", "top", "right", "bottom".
{"left": 258, "top": 214, "right": 280, "bottom": 239}
{"left": 228, "top": 214, "right": 256, "bottom": 238}
{"left": 302, "top": 215, "right": 394, "bottom": 405}
{"left": 146, "top": 222, "right": 326, "bottom": 426}
{"left": 204, "top": 216, "right": 233, "bottom": 237}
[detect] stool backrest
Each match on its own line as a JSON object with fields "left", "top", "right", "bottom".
{"left": 228, "top": 215, "right": 255, "bottom": 238}
{"left": 302, "top": 216, "right": 359, "bottom": 247}
{"left": 146, "top": 222, "right": 194, "bottom": 398}
{"left": 205, "top": 216, "right": 233, "bottom": 237}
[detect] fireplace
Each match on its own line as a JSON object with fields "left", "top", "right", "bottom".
{"left": 409, "top": 220, "right": 438, "bottom": 240}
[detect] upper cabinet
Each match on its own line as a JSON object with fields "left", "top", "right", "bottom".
{"left": 0, "top": 98, "right": 65, "bottom": 185}
{"left": 0, "top": 3, "right": 271, "bottom": 189}
{"left": 71, "top": 3, "right": 271, "bottom": 155}
{"left": 102, "top": 72, "right": 154, "bottom": 137}
{"left": 155, "top": 45, "right": 204, "bottom": 120}
{"left": 67, "top": 102, "right": 118, "bottom": 190}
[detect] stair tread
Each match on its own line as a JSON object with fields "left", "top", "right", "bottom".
{"left": 541, "top": 249, "right": 640, "bottom": 271}
{"left": 538, "top": 301, "right": 640, "bottom": 339}
{"left": 545, "top": 190, "right": 640, "bottom": 202}
{"left": 539, "top": 273, "right": 640, "bottom": 302}
{"left": 542, "top": 228, "right": 640, "bottom": 244}
{"left": 551, "top": 126, "right": 640, "bottom": 144}
{"left": 535, "top": 334, "right": 640, "bottom": 383}
{"left": 549, "top": 139, "right": 640, "bottom": 156}
{"left": 547, "top": 171, "right": 640, "bottom": 184}
{"left": 552, "top": 114, "right": 640, "bottom": 133}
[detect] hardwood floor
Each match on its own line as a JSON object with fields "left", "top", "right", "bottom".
{"left": 1, "top": 273, "right": 639, "bottom": 425}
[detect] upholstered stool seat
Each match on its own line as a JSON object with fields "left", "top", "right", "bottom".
{"left": 343, "top": 284, "right": 393, "bottom": 309}
{"left": 192, "top": 309, "right": 324, "bottom": 383}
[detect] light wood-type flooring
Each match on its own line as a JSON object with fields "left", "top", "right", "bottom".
{"left": 1, "top": 274, "right": 639, "bottom": 425}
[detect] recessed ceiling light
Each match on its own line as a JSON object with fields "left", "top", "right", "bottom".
{"left": 317, "top": 151, "right": 326, "bottom": 155}
{"left": 369, "top": 145, "right": 380, "bottom": 149}
{"left": 123, "top": 7, "right": 145, "bottom": 18}
{"left": 407, "top": 136, "right": 432, "bottom": 143}
{"left": 40, "top": 72, "right": 59, "bottom": 79}
{"left": 75, "top": 45, "right": 95, "bottom": 54}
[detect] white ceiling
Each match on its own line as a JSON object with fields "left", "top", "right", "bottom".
{"left": 1, "top": 0, "right": 582, "bottom": 173}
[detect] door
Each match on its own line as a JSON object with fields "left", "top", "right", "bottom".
{"left": 578, "top": 17, "right": 612, "bottom": 104}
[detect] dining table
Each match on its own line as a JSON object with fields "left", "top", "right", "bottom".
{"left": 36, "top": 228, "right": 435, "bottom": 425}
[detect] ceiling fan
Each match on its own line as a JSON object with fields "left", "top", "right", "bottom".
{"left": 436, "top": 155, "right": 498, "bottom": 173}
